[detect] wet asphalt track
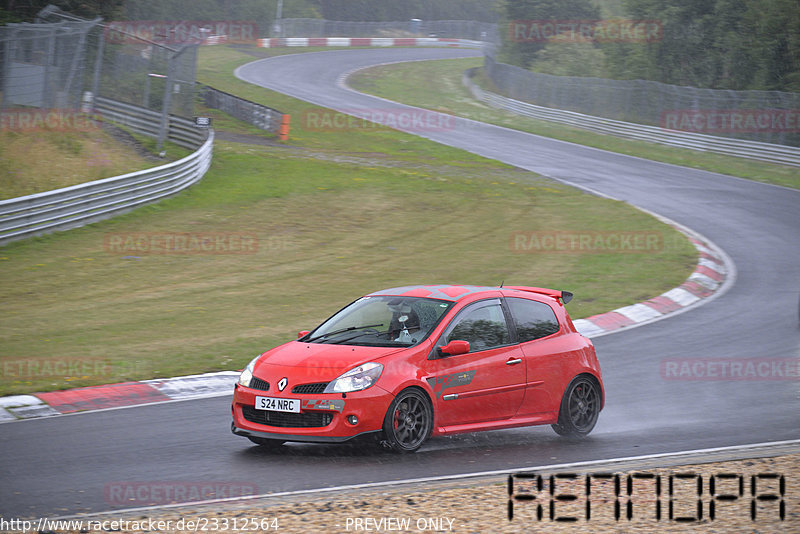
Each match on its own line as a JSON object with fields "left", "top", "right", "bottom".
{"left": 1, "top": 47, "right": 798, "bottom": 518}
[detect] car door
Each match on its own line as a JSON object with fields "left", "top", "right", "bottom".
{"left": 505, "top": 297, "right": 567, "bottom": 417}
{"left": 425, "top": 298, "right": 526, "bottom": 427}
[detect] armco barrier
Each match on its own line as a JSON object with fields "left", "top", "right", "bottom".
{"left": 0, "top": 99, "right": 213, "bottom": 246}
{"left": 463, "top": 67, "right": 800, "bottom": 167}
{"left": 94, "top": 97, "right": 207, "bottom": 150}
{"left": 202, "top": 85, "right": 289, "bottom": 139}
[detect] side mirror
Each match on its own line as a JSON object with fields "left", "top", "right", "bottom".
{"left": 297, "top": 330, "right": 310, "bottom": 339}
{"left": 437, "top": 340, "right": 470, "bottom": 357}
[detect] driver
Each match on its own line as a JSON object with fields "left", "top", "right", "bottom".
{"left": 386, "top": 302, "right": 422, "bottom": 343}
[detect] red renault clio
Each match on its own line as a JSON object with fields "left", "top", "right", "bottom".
{"left": 232, "top": 285, "right": 603, "bottom": 452}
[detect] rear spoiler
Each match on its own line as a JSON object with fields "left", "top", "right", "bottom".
{"left": 504, "top": 286, "right": 574, "bottom": 305}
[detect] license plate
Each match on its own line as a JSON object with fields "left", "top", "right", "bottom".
{"left": 255, "top": 396, "right": 300, "bottom": 413}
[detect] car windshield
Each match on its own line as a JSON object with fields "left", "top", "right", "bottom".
{"left": 305, "top": 296, "right": 455, "bottom": 347}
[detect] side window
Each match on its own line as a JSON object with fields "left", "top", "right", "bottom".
{"left": 446, "top": 300, "right": 511, "bottom": 352}
{"left": 507, "top": 297, "right": 560, "bottom": 343}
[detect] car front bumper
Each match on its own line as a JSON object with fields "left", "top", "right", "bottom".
{"left": 231, "top": 383, "right": 392, "bottom": 444}
{"left": 230, "top": 422, "right": 381, "bottom": 443}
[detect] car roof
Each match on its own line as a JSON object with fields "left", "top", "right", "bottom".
{"left": 368, "top": 285, "right": 499, "bottom": 301}
{"left": 368, "top": 284, "right": 569, "bottom": 304}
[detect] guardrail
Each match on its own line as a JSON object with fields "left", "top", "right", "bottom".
{"left": 202, "top": 85, "right": 290, "bottom": 140}
{"left": 94, "top": 97, "right": 207, "bottom": 150}
{"left": 0, "top": 99, "right": 213, "bottom": 246}
{"left": 463, "top": 67, "right": 800, "bottom": 167}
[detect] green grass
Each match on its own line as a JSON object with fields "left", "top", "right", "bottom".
{"left": 0, "top": 126, "right": 160, "bottom": 200}
{"left": 0, "top": 115, "right": 195, "bottom": 200}
{"left": 0, "top": 45, "right": 697, "bottom": 396}
{"left": 348, "top": 58, "right": 800, "bottom": 190}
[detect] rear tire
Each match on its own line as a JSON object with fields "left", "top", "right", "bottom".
{"left": 381, "top": 388, "right": 433, "bottom": 453}
{"left": 552, "top": 375, "right": 601, "bottom": 438}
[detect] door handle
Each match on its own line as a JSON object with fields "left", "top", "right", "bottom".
{"left": 506, "top": 358, "right": 522, "bottom": 365}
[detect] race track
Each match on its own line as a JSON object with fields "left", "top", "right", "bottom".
{"left": 1, "top": 47, "right": 798, "bottom": 518}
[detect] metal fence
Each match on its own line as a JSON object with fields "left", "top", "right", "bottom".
{"left": 464, "top": 68, "right": 800, "bottom": 167}
{"left": 276, "top": 18, "right": 498, "bottom": 41}
{"left": 0, "top": 18, "right": 100, "bottom": 110}
{"left": 95, "top": 96, "right": 207, "bottom": 150}
{"left": 483, "top": 49, "right": 800, "bottom": 147}
{"left": 0, "top": 11, "right": 198, "bottom": 133}
{"left": 201, "top": 85, "right": 286, "bottom": 135}
{"left": 0, "top": 98, "right": 212, "bottom": 246}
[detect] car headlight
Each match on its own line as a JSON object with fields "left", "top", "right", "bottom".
{"left": 238, "top": 355, "right": 260, "bottom": 387}
{"left": 323, "top": 362, "right": 383, "bottom": 393}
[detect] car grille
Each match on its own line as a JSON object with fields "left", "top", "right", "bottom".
{"left": 242, "top": 406, "right": 333, "bottom": 428}
{"left": 249, "top": 377, "right": 270, "bottom": 391}
{"left": 291, "top": 382, "right": 328, "bottom": 394}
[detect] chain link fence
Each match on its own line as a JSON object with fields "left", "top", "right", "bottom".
{"left": 0, "top": 18, "right": 99, "bottom": 110}
{"left": 483, "top": 47, "right": 800, "bottom": 147}
{"left": 1, "top": 10, "right": 198, "bottom": 129}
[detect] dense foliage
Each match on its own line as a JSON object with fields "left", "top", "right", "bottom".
{"left": 1, "top": 1, "right": 124, "bottom": 23}
{"left": 499, "top": 0, "right": 600, "bottom": 69}
{"left": 500, "top": 0, "right": 800, "bottom": 91}
{"left": 1, "top": 0, "right": 499, "bottom": 25}
{"left": 120, "top": 0, "right": 319, "bottom": 21}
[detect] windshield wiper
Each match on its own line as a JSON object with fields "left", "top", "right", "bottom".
{"left": 305, "top": 323, "right": 384, "bottom": 343}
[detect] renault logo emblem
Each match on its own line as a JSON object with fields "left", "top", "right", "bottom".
{"left": 278, "top": 377, "right": 288, "bottom": 391}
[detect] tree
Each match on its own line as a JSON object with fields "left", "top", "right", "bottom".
{"left": 751, "top": 0, "right": 800, "bottom": 91}
{"left": 499, "top": 0, "right": 600, "bottom": 68}
{"left": 607, "top": 0, "right": 800, "bottom": 91}
{"left": 1, "top": 0, "right": 124, "bottom": 23}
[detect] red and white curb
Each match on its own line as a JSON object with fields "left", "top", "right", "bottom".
{"left": 0, "top": 372, "right": 240, "bottom": 422}
{"left": 257, "top": 37, "right": 483, "bottom": 48}
{"left": 573, "top": 218, "right": 734, "bottom": 338}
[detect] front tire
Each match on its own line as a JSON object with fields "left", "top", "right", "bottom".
{"left": 381, "top": 388, "right": 433, "bottom": 453}
{"left": 552, "top": 375, "right": 601, "bottom": 438}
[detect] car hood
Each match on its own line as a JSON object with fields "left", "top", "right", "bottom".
{"left": 254, "top": 341, "right": 407, "bottom": 374}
